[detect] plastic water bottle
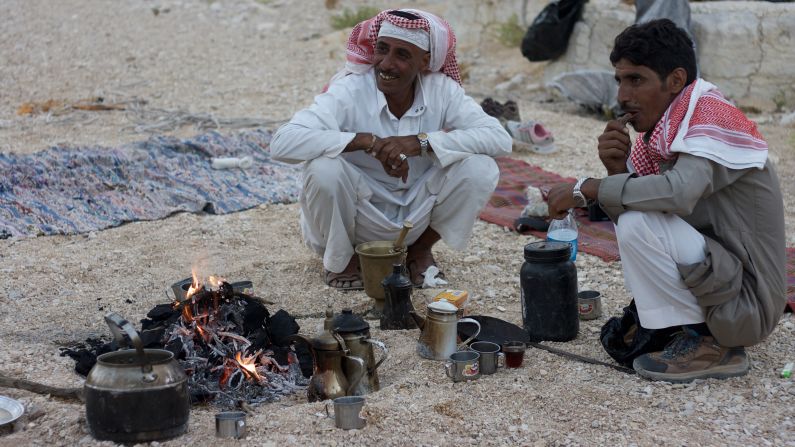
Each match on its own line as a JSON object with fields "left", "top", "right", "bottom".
{"left": 546, "top": 210, "right": 578, "bottom": 261}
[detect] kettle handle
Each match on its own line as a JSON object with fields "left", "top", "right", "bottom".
{"left": 456, "top": 318, "right": 481, "bottom": 349}
{"left": 344, "top": 355, "right": 366, "bottom": 395}
{"left": 365, "top": 339, "right": 389, "bottom": 372}
{"left": 104, "top": 312, "right": 153, "bottom": 374}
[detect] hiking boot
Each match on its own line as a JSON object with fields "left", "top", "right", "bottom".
{"left": 632, "top": 328, "right": 749, "bottom": 383}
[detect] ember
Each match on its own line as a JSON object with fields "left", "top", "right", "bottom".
{"left": 62, "top": 274, "right": 310, "bottom": 408}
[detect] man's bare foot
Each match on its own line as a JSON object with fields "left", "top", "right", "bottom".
{"left": 405, "top": 246, "right": 444, "bottom": 287}
{"left": 324, "top": 256, "right": 364, "bottom": 290}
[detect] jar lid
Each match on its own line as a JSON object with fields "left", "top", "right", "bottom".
{"left": 428, "top": 299, "right": 458, "bottom": 313}
{"left": 332, "top": 308, "right": 369, "bottom": 333}
{"left": 523, "top": 241, "right": 571, "bottom": 262}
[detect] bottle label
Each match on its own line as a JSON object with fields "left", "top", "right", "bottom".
{"left": 547, "top": 229, "right": 578, "bottom": 261}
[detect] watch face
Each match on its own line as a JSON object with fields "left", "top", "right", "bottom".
{"left": 574, "top": 193, "right": 587, "bottom": 207}
{"left": 418, "top": 132, "right": 428, "bottom": 141}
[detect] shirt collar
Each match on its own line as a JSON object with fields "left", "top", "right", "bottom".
{"left": 374, "top": 72, "right": 428, "bottom": 119}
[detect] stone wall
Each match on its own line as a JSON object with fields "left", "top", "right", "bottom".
{"left": 436, "top": 0, "right": 795, "bottom": 112}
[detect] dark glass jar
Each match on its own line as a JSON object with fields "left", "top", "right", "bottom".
{"left": 520, "top": 241, "right": 578, "bottom": 342}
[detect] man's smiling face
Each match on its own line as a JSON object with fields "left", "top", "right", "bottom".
{"left": 372, "top": 36, "right": 430, "bottom": 99}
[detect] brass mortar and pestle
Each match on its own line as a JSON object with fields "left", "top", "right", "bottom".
{"left": 355, "top": 221, "right": 413, "bottom": 310}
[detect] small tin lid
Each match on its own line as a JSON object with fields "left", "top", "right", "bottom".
{"left": 523, "top": 241, "right": 571, "bottom": 262}
{"left": 428, "top": 299, "right": 458, "bottom": 313}
{"left": 333, "top": 308, "right": 369, "bottom": 333}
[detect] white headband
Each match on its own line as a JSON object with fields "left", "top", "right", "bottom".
{"left": 378, "top": 21, "right": 430, "bottom": 52}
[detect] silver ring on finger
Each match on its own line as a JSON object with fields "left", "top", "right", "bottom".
{"left": 398, "top": 153, "right": 407, "bottom": 162}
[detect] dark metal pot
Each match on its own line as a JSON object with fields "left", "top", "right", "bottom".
{"left": 84, "top": 313, "right": 190, "bottom": 442}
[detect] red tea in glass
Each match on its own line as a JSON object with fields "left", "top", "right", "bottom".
{"left": 502, "top": 341, "right": 526, "bottom": 368}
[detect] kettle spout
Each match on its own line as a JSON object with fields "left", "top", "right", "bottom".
{"left": 408, "top": 311, "right": 425, "bottom": 330}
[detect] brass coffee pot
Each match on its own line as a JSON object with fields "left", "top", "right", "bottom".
{"left": 333, "top": 309, "right": 388, "bottom": 395}
{"left": 288, "top": 306, "right": 365, "bottom": 402}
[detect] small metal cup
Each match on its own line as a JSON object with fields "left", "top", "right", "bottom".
{"left": 444, "top": 350, "right": 480, "bottom": 382}
{"left": 578, "top": 290, "right": 602, "bottom": 320}
{"left": 215, "top": 411, "right": 247, "bottom": 439}
{"left": 469, "top": 341, "right": 504, "bottom": 375}
{"left": 326, "top": 396, "right": 366, "bottom": 430}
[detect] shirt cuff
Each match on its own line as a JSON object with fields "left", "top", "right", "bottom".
{"left": 598, "top": 173, "right": 635, "bottom": 221}
{"left": 327, "top": 132, "right": 357, "bottom": 158}
{"left": 425, "top": 131, "right": 466, "bottom": 167}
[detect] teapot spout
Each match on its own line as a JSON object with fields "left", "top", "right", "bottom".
{"left": 409, "top": 311, "right": 425, "bottom": 330}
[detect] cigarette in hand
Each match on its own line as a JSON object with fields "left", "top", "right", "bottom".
{"left": 618, "top": 113, "right": 634, "bottom": 126}
{"left": 617, "top": 113, "right": 634, "bottom": 155}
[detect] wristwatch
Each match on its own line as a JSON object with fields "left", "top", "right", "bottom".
{"left": 572, "top": 177, "right": 590, "bottom": 208}
{"left": 417, "top": 132, "right": 429, "bottom": 157}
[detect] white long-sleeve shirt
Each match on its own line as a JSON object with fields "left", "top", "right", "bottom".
{"left": 270, "top": 70, "right": 511, "bottom": 268}
{"left": 270, "top": 69, "right": 512, "bottom": 191}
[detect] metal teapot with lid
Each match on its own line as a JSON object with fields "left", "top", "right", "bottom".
{"left": 333, "top": 308, "right": 388, "bottom": 395}
{"left": 84, "top": 313, "right": 190, "bottom": 443}
{"left": 288, "top": 306, "right": 365, "bottom": 402}
{"left": 410, "top": 300, "right": 481, "bottom": 361}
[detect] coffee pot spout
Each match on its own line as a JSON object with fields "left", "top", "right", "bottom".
{"left": 409, "top": 310, "right": 425, "bottom": 330}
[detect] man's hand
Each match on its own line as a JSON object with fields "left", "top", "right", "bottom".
{"left": 369, "top": 135, "right": 420, "bottom": 182}
{"left": 597, "top": 115, "right": 633, "bottom": 175}
{"left": 547, "top": 183, "right": 577, "bottom": 220}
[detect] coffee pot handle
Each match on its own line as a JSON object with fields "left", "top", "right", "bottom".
{"left": 344, "top": 355, "right": 365, "bottom": 396}
{"left": 444, "top": 360, "right": 453, "bottom": 378}
{"left": 456, "top": 318, "right": 481, "bottom": 348}
{"left": 365, "top": 339, "right": 389, "bottom": 372}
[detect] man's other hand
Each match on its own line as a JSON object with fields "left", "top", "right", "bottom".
{"left": 598, "top": 118, "right": 633, "bottom": 175}
{"left": 547, "top": 183, "right": 577, "bottom": 220}
{"left": 370, "top": 135, "right": 419, "bottom": 182}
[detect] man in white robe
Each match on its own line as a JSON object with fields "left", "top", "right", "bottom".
{"left": 270, "top": 9, "right": 512, "bottom": 289}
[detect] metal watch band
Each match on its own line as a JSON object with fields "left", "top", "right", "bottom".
{"left": 573, "top": 177, "right": 590, "bottom": 208}
{"left": 418, "top": 133, "right": 429, "bottom": 157}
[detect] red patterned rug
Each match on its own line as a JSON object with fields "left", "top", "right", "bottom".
{"left": 479, "top": 156, "right": 795, "bottom": 312}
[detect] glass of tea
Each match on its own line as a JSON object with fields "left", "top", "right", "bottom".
{"left": 502, "top": 341, "right": 526, "bottom": 368}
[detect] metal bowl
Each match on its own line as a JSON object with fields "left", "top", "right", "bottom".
{"left": 0, "top": 396, "right": 24, "bottom": 433}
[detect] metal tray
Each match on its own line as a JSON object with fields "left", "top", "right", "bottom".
{"left": 0, "top": 396, "right": 24, "bottom": 432}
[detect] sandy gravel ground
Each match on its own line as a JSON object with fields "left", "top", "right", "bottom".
{"left": 1, "top": 1, "right": 794, "bottom": 446}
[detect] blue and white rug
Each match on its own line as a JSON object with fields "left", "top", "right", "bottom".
{"left": 0, "top": 129, "right": 302, "bottom": 237}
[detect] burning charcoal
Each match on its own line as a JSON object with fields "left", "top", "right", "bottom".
{"left": 165, "top": 338, "right": 184, "bottom": 359}
{"left": 243, "top": 299, "right": 270, "bottom": 334}
{"left": 64, "top": 276, "right": 309, "bottom": 407}
{"left": 146, "top": 303, "right": 178, "bottom": 322}
{"left": 59, "top": 337, "right": 115, "bottom": 376}
{"left": 140, "top": 327, "right": 170, "bottom": 348}
{"left": 248, "top": 329, "right": 271, "bottom": 352}
{"left": 190, "top": 389, "right": 217, "bottom": 405}
{"left": 268, "top": 309, "right": 300, "bottom": 345}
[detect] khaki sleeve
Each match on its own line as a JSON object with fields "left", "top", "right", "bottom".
{"left": 596, "top": 154, "right": 726, "bottom": 222}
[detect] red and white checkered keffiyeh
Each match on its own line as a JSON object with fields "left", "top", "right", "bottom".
{"left": 325, "top": 9, "right": 460, "bottom": 90}
{"left": 630, "top": 79, "right": 768, "bottom": 176}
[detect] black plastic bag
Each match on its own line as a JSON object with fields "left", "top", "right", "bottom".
{"left": 521, "top": 0, "right": 588, "bottom": 62}
{"left": 599, "top": 300, "right": 679, "bottom": 368}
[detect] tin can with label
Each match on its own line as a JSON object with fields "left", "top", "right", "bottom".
{"left": 577, "top": 290, "right": 602, "bottom": 320}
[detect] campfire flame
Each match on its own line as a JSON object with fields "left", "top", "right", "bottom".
{"left": 235, "top": 351, "right": 264, "bottom": 382}
{"left": 170, "top": 267, "right": 272, "bottom": 387}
